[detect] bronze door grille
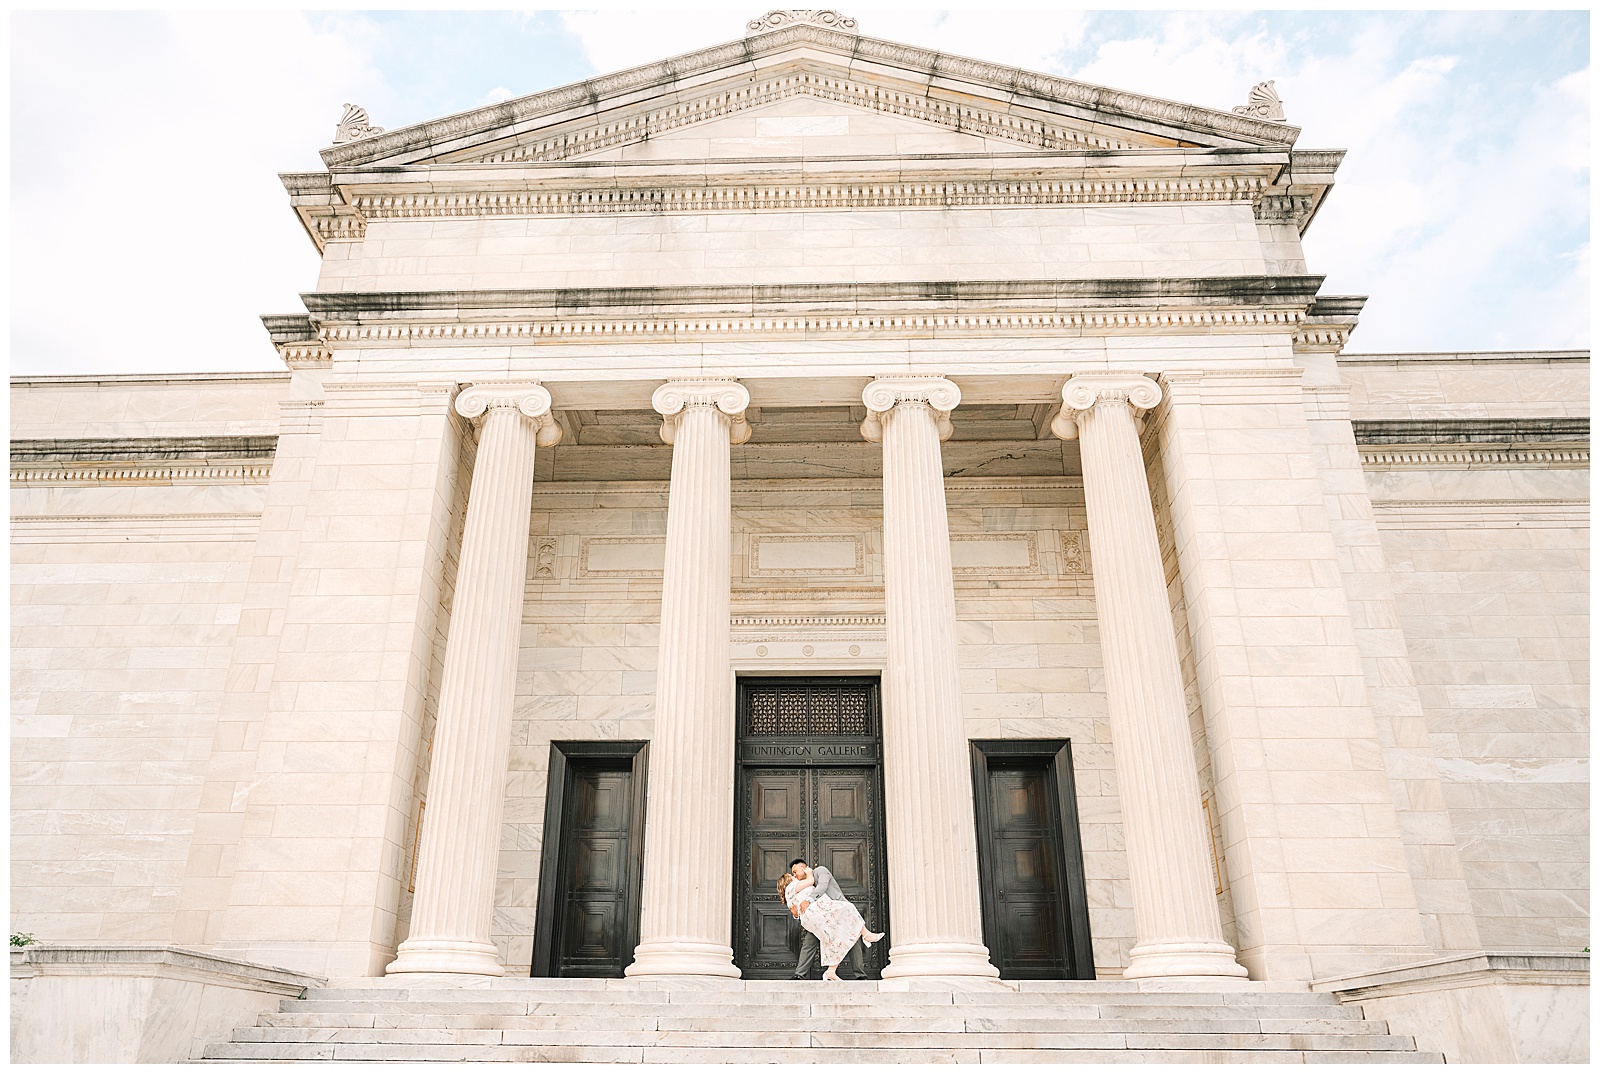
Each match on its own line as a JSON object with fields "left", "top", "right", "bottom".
{"left": 742, "top": 681, "right": 875, "bottom": 738}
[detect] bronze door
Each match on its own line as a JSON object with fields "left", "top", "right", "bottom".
{"left": 733, "top": 678, "right": 888, "bottom": 979}
{"left": 538, "top": 752, "right": 646, "bottom": 977}
{"left": 970, "top": 740, "right": 1095, "bottom": 979}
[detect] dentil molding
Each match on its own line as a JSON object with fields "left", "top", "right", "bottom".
{"left": 314, "top": 307, "right": 1304, "bottom": 347}
{"left": 347, "top": 176, "right": 1271, "bottom": 222}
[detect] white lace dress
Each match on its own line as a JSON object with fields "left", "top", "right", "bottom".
{"left": 786, "top": 878, "right": 866, "bottom": 968}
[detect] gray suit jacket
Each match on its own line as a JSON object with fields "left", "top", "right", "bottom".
{"left": 803, "top": 865, "right": 845, "bottom": 904}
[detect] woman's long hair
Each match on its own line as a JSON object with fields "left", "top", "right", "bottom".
{"left": 776, "top": 872, "right": 793, "bottom": 899}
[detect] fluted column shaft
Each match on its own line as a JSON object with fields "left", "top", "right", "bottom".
{"left": 862, "top": 377, "right": 999, "bottom": 979}
{"left": 627, "top": 380, "right": 751, "bottom": 977}
{"left": 1053, "top": 372, "right": 1247, "bottom": 979}
{"left": 388, "top": 383, "right": 561, "bottom": 976}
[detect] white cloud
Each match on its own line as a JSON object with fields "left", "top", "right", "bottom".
{"left": 483, "top": 86, "right": 516, "bottom": 104}
{"left": 558, "top": 8, "right": 1086, "bottom": 82}
{"left": 1071, "top": 14, "right": 1588, "bottom": 351}
{"left": 10, "top": 12, "right": 389, "bottom": 375}
{"left": 12, "top": 10, "right": 1584, "bottom": 377}
{"left": 558, "top": 9, "right": 750, "bottom": 72}
{"left": 863, "top": 10, "right": 1087, "bottom": 73}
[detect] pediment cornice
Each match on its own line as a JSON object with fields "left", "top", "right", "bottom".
{"left": 320, "top": 23, "right": 1298, "bottom": 171}
{"left": 272, "top": 276, "right": 1329, "bottom": 352}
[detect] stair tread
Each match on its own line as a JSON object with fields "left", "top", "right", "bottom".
{"left": 206, "top": 1041, "right": 1444, "bottom": 1064}
{"left": 210, "top": 980, "right": 1428, "bottom": 1063}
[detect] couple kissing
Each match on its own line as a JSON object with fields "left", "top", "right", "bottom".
{"left": 778, "top": 857, "right": 884, "bottom": 981}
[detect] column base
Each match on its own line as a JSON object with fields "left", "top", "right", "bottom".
{"left": 625, "top": 940, "right": 741, "bottom": 978}
{"left": 1124, "top": 939, "right": 1249, "bottom": 979}
{"left": 385, "top": 938, "right": 505, "bottom": 977}
{"left": 882, "top": 942, "right": 1000, "bottom": 979}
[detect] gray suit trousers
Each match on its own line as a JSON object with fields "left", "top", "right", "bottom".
{"left": 792, "top": 921, "right": 867, "bottom": 979}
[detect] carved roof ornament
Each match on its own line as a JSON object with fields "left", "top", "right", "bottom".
{"left": 331, "top": 103, "right": 385, "bottom": 145}
{"left": 1232, "top": 80, "right": 1286, "bottom": 122}
{"left": 746, "top": 9, "right": 858, "bottom": 36}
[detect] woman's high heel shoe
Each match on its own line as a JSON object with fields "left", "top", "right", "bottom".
{"left": 861, "top": 930, "right": 884, "bottom": 947}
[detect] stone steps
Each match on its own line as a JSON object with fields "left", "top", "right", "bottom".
{"left": 205, "top": 1043, "right": 1442, "bottom": 1064}
{"left": 259, "top": 1012, "right": 1385, "bottom": 1034}
{"left": 205, "top": 979, "right": 1444, "bottom": 1063}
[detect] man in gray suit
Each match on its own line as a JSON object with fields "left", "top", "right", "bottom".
{"left": 788, "top": 857, "right": 867, "bottom": 980}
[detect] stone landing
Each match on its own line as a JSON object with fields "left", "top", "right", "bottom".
{"left": 205, "top": 977, "right": 1442, "bottom": 1063}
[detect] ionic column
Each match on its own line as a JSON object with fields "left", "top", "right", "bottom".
{"left": 627, "top": 380, "right": 752, "bottom": 977}
{"left": 387, "top": 383, "right": 561, "bottom": 976}
{"left": 862, "top": 377, "right": 998, "bottom": 979}
{"left": 1052, "top": 372, "right": 1247, "bottom": 979}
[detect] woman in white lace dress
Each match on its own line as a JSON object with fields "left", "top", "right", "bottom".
{"left": 779, "top": 870, "right": 884, "bottom": 980}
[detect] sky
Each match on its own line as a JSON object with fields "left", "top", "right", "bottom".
{"left": 9, "top": 7, "right": 1591, "bottom": 376}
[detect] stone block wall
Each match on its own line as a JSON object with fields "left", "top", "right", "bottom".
{"left": 317, "top": 203, "right": 1268, "bottom": 293}
{"left": 1340, "top": 350, "right": 1590, "bottom": 953}
{"left": 1375, "top": 501, "right": 1588, "bottom": 950}
{"left": 9, "top": 376, "right": 285, "bottom": 946}
{"left": 10, "top": 526, "right": 254, "bottom": 942}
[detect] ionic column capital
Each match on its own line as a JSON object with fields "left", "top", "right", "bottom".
{"left": 1051, "top": 373, "right": 1162, "bottom": 441}
{"left": 652, "top": 380, "right": 752, "bottom": 446}
{"left": 455, "top": 382, "right": 562, "bottom": 446}
{"left": 860, "top": 376, "right": 961, "bottom": 443}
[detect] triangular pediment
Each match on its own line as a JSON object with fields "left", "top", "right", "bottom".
{"left": 461, "top": 67, "right": 1141, "bottom": 167}
{"left": 322, "top": 22, "right": 1298, "bottom": 171}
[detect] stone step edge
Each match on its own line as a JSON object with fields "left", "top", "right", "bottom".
{"left": 256, "top": 1014, "right": 1384, "bottom": 1033}
{"left": 229, "top": 1028, "right": 1421, "bottom": 1050}
{"left": 203, "top": 1042, "right": 1444, "bottom": 1064}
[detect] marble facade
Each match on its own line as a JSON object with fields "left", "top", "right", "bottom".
{"left": 10, "top": 9, "right": 1588, "bottom": 1063}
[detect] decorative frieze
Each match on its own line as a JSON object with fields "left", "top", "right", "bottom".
{"left": 316, "top": 307, "right": 1303, "bottom": 347}
{"left": 1360, "top": 445, "right": 1589, "bottom": 469}
{"left": 731, "top": 613, "right": 885, "bottom": 631}
{"left": 10, "top": 461, "right": 273, "bottom": 485}
{"left": 353, "top": 175, "right": 1270, "bottom": 219}
{"left": 10, "top": 435, "right": 279, "bottom": 486}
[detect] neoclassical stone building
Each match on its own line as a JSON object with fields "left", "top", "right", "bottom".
{"left": 11, "top": 10, "right": 1588, "bottom": 1064}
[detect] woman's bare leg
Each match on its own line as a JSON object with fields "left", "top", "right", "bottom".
{"left": 823, "top": 963, "right": 841, "bottom": 981}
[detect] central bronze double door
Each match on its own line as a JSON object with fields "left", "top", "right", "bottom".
{"left": 733, "top": 678, "right": 889, "bottom": 979}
